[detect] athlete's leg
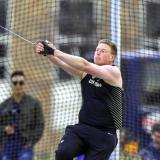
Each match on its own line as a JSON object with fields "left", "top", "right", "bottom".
{"left": 85, "top": 131, "right": 117, "bottom": 160}
{"left": 55, "top": 125, "right": 85, "bottom": 160}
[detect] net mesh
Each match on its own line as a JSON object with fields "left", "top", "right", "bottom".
{"left": 0, "top": 0, "right": 160, "bottom": 159}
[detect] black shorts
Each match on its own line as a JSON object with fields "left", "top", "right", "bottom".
{"left": 55, "top": 123, "right": 118, "bottom": 160}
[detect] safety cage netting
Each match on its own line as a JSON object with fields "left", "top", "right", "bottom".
{"left": 0, "top": 0, "right": 160, "bottom": 159}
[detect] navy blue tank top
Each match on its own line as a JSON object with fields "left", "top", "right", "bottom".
{"left": 79, "top": 74, "right": 122, "bottom": 130}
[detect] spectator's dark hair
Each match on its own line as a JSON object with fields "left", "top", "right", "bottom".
{"left": 152, "top": 123, "right": 160, "bottom": 133}
{"left": 11, "top": 70, "right": 25, "bottom": 79}
{"left": 98, "top": 39, "right": 117, "bottom": 56}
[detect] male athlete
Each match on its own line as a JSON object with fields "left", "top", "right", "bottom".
{"left": 35, "top": 39, "right": 122, "bottom": 160}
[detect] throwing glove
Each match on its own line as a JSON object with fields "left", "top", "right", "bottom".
{"left": 36, "top": 40, "right": 55, "bottom": 56}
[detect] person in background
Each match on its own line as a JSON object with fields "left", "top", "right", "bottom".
{"left": 139, "top": 123, "right": 160, "bottom": 160}
{"left": 119, "top": 128, "right": 139, "bottom": 159}
{"left": 0, "top": 70, "right": 44, "bottom": 160}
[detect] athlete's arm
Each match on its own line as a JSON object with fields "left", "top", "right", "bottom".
{"left": 54, "top": 50, "right": 122, "bottom": 87}
{"left": 47, "top": 55, "right": 84, "bottom": 79}
{"left": 35, "top": 41, "right": 122, "bottom": 87}
{"left": 35, "top": 41, "right": 84, "bottom": 79}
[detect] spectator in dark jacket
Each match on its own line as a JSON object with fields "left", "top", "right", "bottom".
{"left": 139, "top": 123, "right": 160, "bottom": 160}
{"left": 0, "top": 70, "right": 44, "bottom": 160}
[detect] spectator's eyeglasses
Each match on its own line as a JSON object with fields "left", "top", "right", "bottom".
{"left": 12, "top": 80, "right": 25, "bottom": 86}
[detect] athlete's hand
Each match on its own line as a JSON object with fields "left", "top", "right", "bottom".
{"left": 35, "top": 40, "right": 56, "bottom": 56}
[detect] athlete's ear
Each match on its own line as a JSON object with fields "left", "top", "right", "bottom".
{"left": 110, "top": 54, "right": 115, "bottom": 61}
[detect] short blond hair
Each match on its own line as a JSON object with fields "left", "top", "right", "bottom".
{"left": 98, "top": 39, "right": 117, "bottom": 56}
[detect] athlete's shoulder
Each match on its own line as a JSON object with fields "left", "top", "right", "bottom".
{"left": 102, "top": 65, "right": 122, "bottom": 88}
{"left": 103, "top": 65, "right": 121, "bottom": 78}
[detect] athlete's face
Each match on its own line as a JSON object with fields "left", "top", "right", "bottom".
{"left": 94, "top": 43, "right": 115, "bottom": 65}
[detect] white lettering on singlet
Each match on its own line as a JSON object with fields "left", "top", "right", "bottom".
{"left": 89, "top": 79, "right": 102, "bottom": 87}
